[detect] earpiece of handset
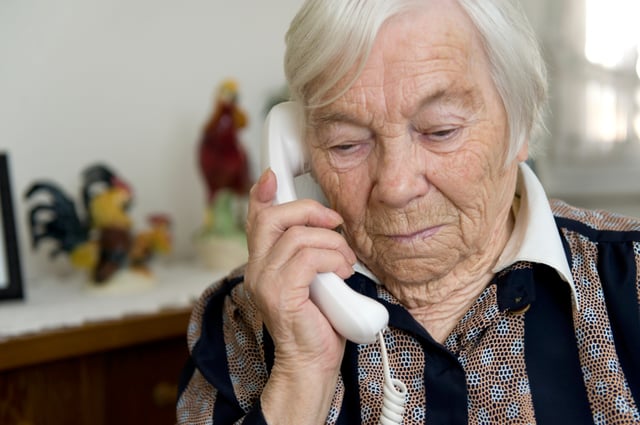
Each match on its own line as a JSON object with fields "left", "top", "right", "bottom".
{"left": 262, "top": 102, "right": 389, "bottom": 345}
{"left": 261, "top": 101, "right": 306, "bottom": 205}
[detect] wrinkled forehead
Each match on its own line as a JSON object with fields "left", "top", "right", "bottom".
{"left": 308, "top": 3, "right": 488, "bottom": 121}
{"left": 361, "top": 6, "right": 480, "bottom": 78}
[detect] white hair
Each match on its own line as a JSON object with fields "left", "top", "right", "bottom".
{"left": 284, "top": 0, "right": 548, "bottom": 162}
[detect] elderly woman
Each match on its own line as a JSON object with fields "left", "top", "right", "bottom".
{"left": 177, "top": 0, "right": 640, "bottom": 423}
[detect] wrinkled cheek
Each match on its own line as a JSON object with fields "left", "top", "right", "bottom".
{"left": 445, "top": 165, "right": 496, "bottom": 234}
{"left": 311, "top": 164, "right": 340, "bottom": 205}
{"left": 324, "top": 173, "right": 370, "bottom": 217}
{"left": 342, "top": 223, "right": 375, "bottom": 261}
{"left": 319, "top": 175, "right": 375, "bottom": 259}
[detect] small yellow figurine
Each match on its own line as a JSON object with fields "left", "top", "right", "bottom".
{"left": 129, "top": 214, "right": 172, "bottom": 275}
{"left": 25, "top": 163, "right": 171, "bottom": 284}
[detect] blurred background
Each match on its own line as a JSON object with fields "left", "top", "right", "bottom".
{"left": 1, "top": 1, "right": 639, "bottom": 424}
{"left": 0, "top": 0, "right": 303, "bottom": 281}
{"left": 523, "top": 0, "right": 640, "bottom": 216}
{"left": 1, "top": 0, "right": 639, "bottom": 279}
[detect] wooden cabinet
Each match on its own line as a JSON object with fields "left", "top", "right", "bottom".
{"left": 0, "top": 308, "right": 192, "bottom": 425}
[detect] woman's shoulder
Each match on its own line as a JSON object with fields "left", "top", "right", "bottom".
{"left": 186, "top": 264, "right": 262, "bottom": 352}
{"left": 550, "top": 199, "right": 640, "bottom": 238}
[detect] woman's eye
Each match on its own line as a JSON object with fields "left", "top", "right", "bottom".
{"left": 326, "top": 140, "right": 371, "bottom": 170}
{"left": 329, "top": 137, "right": 373, "bottom": 155}
{"left": 332, "top": 143, "right": 358, "bottom": 153}
{"left": 424, "top": 127, "right": 459, "bottom": 140}
{"left": 412, "top": 124, "right": 464, "bottom": 152}
{"left": 431, "top": 129, "right": 456, "bottom": 138}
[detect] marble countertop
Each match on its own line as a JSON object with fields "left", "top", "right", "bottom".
{"left": 0, "top": 261, "right": 227, "bottom": 340}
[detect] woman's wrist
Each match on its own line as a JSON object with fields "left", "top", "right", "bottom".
{"left": 260, "top": 364, "right": 339, "bottom": 425}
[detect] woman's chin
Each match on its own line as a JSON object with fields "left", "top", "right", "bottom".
{"left": 371, "top": 255, "right": 456, "bottom": 287}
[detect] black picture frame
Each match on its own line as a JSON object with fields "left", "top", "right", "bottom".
{"left": 0, "top": 153, "right": 23, "bottom": 301}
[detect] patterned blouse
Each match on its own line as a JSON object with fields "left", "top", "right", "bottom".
{"left": 177, "top": 166, "right": 640, "bottom": 424}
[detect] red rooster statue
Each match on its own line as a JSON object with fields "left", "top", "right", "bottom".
{"left": 198, "top": 79, "right": 251, "bottom": 235}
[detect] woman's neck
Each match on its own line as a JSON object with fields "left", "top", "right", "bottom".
{"left": 382, "top": 208, "right": 515, "bottom": 343}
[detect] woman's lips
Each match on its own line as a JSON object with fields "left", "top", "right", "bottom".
{"left": 388, "top": 225, "right": 442, "bottom": 243}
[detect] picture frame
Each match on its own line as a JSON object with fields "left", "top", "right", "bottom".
{"left": 0, "top": 152, "right": 23, "bottom": 301}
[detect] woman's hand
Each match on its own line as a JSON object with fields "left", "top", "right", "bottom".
{"left": 244, "top": 169, "right": 356, "bottom": 423}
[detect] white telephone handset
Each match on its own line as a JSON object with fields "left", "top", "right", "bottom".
{"left": 261, "top": 101, "right": 389, "bottom": 345}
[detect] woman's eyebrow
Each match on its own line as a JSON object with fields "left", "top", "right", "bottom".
{"left": 415, "top": 87, "right": 479, "bottom": 113}
{"left": 309, "top": 110, "right": 364, "bottom": 127}
{"left": 310, "top": 86, "right": 479, "bottom": 128}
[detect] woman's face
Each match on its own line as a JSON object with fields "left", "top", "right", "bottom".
{"left": 307, "top": 3, "right": 527, "bottom": 287}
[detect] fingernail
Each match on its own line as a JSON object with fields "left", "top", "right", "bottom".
{"left": 258, "top": 168, "right": 271, "bottom": 184}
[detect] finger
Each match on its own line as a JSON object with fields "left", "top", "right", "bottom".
{"left": 251, "top": 168, "right": 278, "bottom": 205}
{"left": 286, "top": 247, "right": 356, "bottom": 289}
{"left": 248, "top": 168, "right": 278, "bottom": 223}
{"left": 249, "top": 168, "right": 342, "bottom": 229}
{"left": 259, "top": 247, "right": 356, "bottom": 309}
{"left": 248, "top": 200, "right": 344, "bottom": 258}
{"left": 246, "top": 169, "right": 279, "bottom": 251}
{"left": 267, "top": 225, "right": 357, "bottom": 270}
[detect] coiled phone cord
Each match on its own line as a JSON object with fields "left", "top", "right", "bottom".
{"left": 378, "top": 330, "right": 408, "bottom": 425}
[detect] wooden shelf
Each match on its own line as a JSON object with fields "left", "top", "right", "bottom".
{"left": 0, "top": 263, "right": 225, "bottom": 425}
{"left": 0, "top": 306, "right": 191, "bottom": 372}
{"left": 0, "top": 306, "right": 195, "bottom": 425}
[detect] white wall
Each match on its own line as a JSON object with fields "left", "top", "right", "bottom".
{"left": 0, "top": 0, "right": 303, "bottom": 280}
{"left": 4, "top": 0, "right": 639, "bottom": 284}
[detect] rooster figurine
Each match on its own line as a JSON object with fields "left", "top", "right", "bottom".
{"left": 198, "top": 79, "right": 251, "bottom": 236}
{"left": 129, "top": 214, "right": 172, "bottom": 274}
{"left": 25, "top": 163, "right": 170, "bottom": 284}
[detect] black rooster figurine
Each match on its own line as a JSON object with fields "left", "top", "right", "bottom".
{"left": 25, "top": 163, "right": 170, "bottom": 284}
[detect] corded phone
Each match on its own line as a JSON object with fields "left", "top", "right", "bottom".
{"left": 261, "top": 101, "right": 407, "bottom": 424}
{"left": 261, "top": 101, "right": 389, "bottom": 345}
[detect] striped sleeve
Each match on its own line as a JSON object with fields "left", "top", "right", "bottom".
{"left": 177, "top": 268, "right": 270, "bottom": 424}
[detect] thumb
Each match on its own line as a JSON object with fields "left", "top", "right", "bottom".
{"left": 250, "top": 168, "right": 277, "bottom": 207}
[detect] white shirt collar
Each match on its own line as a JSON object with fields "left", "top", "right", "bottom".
{"left": 353, "top": 261, "right": 380, "bottom": 284}
{"left": 492, "top": 162, "right": 578, "bottom": 307}
{"left": 355, "top": 162, "right": 578, "bottom": 308}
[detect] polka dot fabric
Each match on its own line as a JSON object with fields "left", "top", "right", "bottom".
{"left": 223, "top": 283, "right": 269, "bottom": 413}
{"left": 176, "top": 369, "right": 216, "bottom": 425}
{"left": 358, "top": 331, "right": 426, "bottom": 424}
{"left": 178, "top": 201, "right": 640, "bottom": 424}
{"left": 554, "top": 199, "right": 640, "bottom": 424}
{"left": 552, "top": 199, "right": 640, "bottom": 233}
{"left": 563, "top": 230, "right": 639, "bottom": 423}
{"left": 444, "top": 282, "right": 536, "bottom": 425}
{"left": 636, "top": 241, "right": 640, "bottom": 302}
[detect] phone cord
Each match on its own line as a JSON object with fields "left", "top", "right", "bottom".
{"left": 378, "top": 330, "right": 408, "bottom": 425}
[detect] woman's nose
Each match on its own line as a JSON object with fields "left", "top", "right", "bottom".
{"left": 371, "top": 142, "right": 430, "bottom": 208}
